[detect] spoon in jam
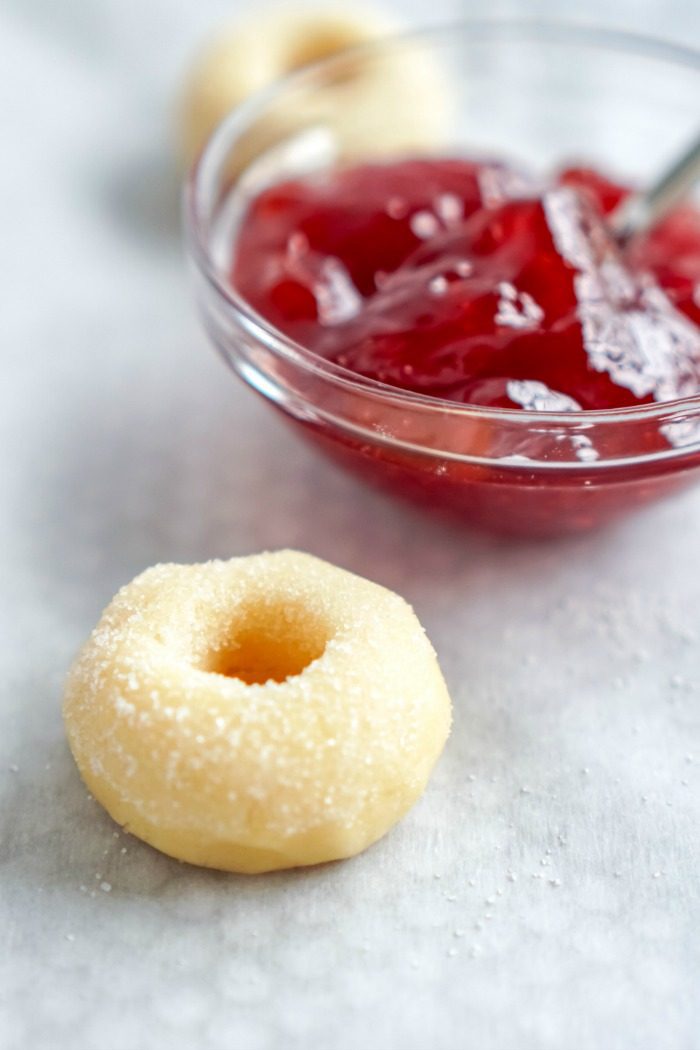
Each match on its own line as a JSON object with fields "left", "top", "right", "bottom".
{"left": 611, "top": 132, "right": 700, "bottom": 244}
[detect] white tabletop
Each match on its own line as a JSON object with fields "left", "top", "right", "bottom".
{"left": 2, "top": 2, "right": 699, "bottom": 1048}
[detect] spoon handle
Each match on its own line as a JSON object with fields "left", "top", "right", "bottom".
{"left": 610, "top": 133, "right": 700, "bottom": 244}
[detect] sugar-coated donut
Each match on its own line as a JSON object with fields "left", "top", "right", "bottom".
{"left": 178, "top": 9, "right": 450, "bottom": 172}
{"left": 64, "top": 551, "right": 451, "bottom": 873}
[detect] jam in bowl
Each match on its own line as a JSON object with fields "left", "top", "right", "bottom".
{"left": 187, "top": 23, "right": 700, "bottom": 537}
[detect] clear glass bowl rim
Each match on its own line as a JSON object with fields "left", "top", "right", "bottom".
{"left": 185, "top": 18, "right": 700, "bottom": 467}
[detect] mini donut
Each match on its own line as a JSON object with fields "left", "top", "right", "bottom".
{"left": 63, "top": 551, "right": 451, "bottom": 873}
{"left": 178, "top": 8, "right": 450, "bottom": 173}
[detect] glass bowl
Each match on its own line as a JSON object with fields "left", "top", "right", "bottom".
{"left": 186, "top": 20, "right": 700, "bottom": 537}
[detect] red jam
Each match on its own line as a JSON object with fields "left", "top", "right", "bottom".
{"left": 233, "top": 159, "right": 700, "bottom": 410}
{"left": 231, "top": 158, "right": 700, "bottom": 534}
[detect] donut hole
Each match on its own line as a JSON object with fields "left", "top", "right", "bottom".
{"left": 285, "top": 25, "right": 365, "bottom": 72}
{"left": 205, "top": 600, "right": 330, "bottom": 685}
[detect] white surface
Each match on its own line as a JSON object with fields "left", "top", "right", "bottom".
{"left": 2, "top": 2, "right": 699, "bottom": 1049}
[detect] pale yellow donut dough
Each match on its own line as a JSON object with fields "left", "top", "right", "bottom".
{"left": 179, "top": 9, "right": 450, "bottom": 171}
{"left": 64, "top": 551, "right": 451, "bottom": 873}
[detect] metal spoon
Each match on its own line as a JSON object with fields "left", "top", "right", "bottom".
{"left": 610, "top": 133, "right": 700, "bottom": 244}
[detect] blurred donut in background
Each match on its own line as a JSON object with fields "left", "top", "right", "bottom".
{"left": 178, "top": 6, "right": 450, "bottom": 172}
